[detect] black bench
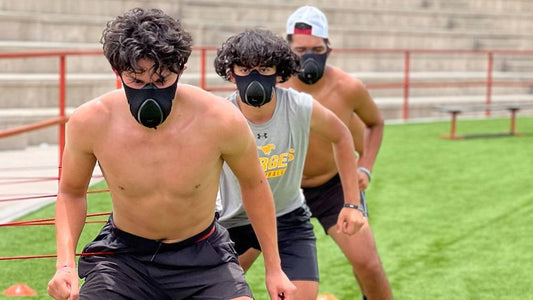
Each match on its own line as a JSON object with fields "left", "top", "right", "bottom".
{"left": 434, "top": 103, "right": 532, "bottom": 139}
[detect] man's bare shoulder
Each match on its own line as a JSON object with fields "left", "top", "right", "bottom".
{"left": 327, "top": 66, "right": 383, "bottom": 123}
{"left": 177, "top": 84, "right": 227, "bottom": 107}
{"left": 328, "top": 65, "right": 367, "bottom": 92}
{"left": 69, "top": 89, "right": 122, "bottom": 130}
{"left": 63, "top": 89, "right": 123, "bottom": 153}
{"left": 327, "top": 65, "right": 374, "bottom": 106}
{"left": 177, "top": 84, "right": 249, "bottom": 131}
{"left": 178, "top": 85, "right": 253, "bottom": 157}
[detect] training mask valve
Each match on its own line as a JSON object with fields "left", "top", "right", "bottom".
{"left": 298, "top": 50, "right": 328, "bottom": 85}
{"left": 233, "top": 70, "right": 277, "bottom": 107}
{"left": 122, "top": 78, "right": 178, "bottom": 129}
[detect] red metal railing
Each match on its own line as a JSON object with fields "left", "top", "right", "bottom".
{"left": 1, "top": 47, "right": 533, "bottom": 180}
{"left": 0, "top": 50, "right": 103, "bottom": 181}
{"left": 198, "top": 48, "right": 533, "bottom": 119}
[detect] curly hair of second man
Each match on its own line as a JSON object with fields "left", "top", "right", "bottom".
{"left": 214, "top": 28, "right": 301, "bottom": 83}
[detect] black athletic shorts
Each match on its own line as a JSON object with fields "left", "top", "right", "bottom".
{"left": 78, "top": 215, "right": 252, "bottom": 300}
{"left": 227, "top": 205, "right": 319, "bottom": 282}
{"left": 303, "top": 173, "right": 368, "bottom": 234}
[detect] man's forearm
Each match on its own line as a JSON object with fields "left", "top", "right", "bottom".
{"left": 241, "top": 187, "right": 282, "bottom": 269}
{"left": 54, "top": 194, "right": 87, "bottom": 269}
{"left": 333, "top": 137, "right": 360, "bottom": 205}
{"left": 359, "top": 123, "right": 384, "bottom": 171}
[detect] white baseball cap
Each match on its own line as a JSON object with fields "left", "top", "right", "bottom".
{"left": 286, "top": 6, "right": 328, "bottom": 39}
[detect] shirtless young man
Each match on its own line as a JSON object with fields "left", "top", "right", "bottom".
{"left": 279, "top": 6, "right": 393, "bottom": 300}
{"left": 46, "top": 8, "right": 294, "bottom": 300}
{"left": 214, "top": 28, "right": 366, "bottom": 300}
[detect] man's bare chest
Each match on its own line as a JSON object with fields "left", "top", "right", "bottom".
{"left": 95, "top": 130, "right": 219, "bottom": 188}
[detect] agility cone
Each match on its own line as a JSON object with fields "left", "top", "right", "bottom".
{"left": 317, "top": 294, "right": 339, "bottom": 300}
{"left": 2, "top": 283, "right": 36, "bottom": 296}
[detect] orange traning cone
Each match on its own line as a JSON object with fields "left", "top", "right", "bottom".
{"left": 2, "top": 283, "right": 36, "bottom": 296}
{"left": 317, "top": 293, "right": 339, "bottom": 300}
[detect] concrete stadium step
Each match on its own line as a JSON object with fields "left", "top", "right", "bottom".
{"left": 0, "top": 0, "right": 180, "bottom": 17}
{"left": 0, "top": 10, "right": 109, "bottom": 43}
{"left": 181, "top": 0, "right": 425, "bottom": 9}
{"left": 356, "top": 71, "right": 533, "bottom": 97}
{"left": 370, "top": 86, "right": 533, "bottom": 98}
{"left": 181, "top": 0, "right": 474, "bottom": 11}
{"left": 356, "top": 71, "right": 533, "bottom": 82}
{"left": 442, "top": 12, "right": 533, "bottom": 33}
{"left": 328, "top": 54, "right": 507, "bottom": 73}
{"left": 0, "top": 73, "right": 116, "bottom": 109}
{"left": 503, "top": 59, "right": 533, "bottom": 72}
{"left": 260, "top": 0, "right": 533, "bottom": 12}
{"left": 1, "top": 2, "right": 531, "bottom": 54}
{"left": 184, "top": 18, "right": 532, "bottom": 50}
{"left": 0, "top": 40, "right": 101, "bottom": 51}
{"left": 180, "top": 2, "right": 533, "bottom": 34}
{"left": 3, "top": 2, "right": 530, "bottom": 48}
{"left": 177, "top": 0, "right": 533, "bottom": 49}
{"left": 0, "top": 4, "right": 179, "bottom": 45}
{"left": 0, "top": 50, "right": 109, "bottom": 74}
{"left": 457, "top": 0, "right": 533, "bottom": 12}
{"left": 376, "top": 94, "right": 533, "bottom": 119}
{"left": 0, "top": 116, "right": 28, "bottom": 150}
{"left": 333, "top": 28, "right": 529, "bottom": 50}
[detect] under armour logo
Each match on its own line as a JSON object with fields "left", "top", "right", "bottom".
{"left": 257, "top": 133, "right": 268, "bottom": 139}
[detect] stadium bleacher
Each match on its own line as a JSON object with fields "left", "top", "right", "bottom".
{"left": 1, "top": 0, "right": 533, "bottom": 148}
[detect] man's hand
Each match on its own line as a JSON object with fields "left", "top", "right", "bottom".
{"left": 357, "top": 168, "right": 370, "bottom": 191}
{"left": 47, "top": 266, "right": 79, "bottom": 300}
{"left": 266, "top": 268, "right": 296, "bottom": 300}
{"left": 336, "top": 207, "right": 366, "bottom": 235}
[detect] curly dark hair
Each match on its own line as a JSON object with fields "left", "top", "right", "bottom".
{"left": 214, "top": 28, "right": 300, "bottom": 83}
{"left": 101, "top": 8, "right": 192, "bottom": 77}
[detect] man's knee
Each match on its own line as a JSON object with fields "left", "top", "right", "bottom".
{"left": 350, "top": 254, "right": 384, "bottom": 275}
{"left": 343, "top": 234, "right": 383, "bottom": 273}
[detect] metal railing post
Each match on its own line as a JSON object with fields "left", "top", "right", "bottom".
{"left": 200, "top": 48, "right": 207, "bottom": 90}
{"left": 486, "top": 51, "right": 494, "bottom": 117}
{"left": 58, "top": 55, "right": 66, "bottom": 181}
{"left": 403, "top": 51, "right": 411, "bottom": 120}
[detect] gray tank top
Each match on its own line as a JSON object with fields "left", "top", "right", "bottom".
{"left": 218, "top": 87, "right": 313, "bottom": 229}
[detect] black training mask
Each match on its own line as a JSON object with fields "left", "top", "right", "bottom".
{"left": 298, "top": 50, "right": 328, "bottom": 85}
{"left": 122, "top": 77, "right": 178, "bottom": 129}
{"left": 233, "top": 70, "right": 277, "bottom": 107}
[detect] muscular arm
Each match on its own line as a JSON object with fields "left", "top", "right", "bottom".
{"left": 310, "top": 100, "right": 365, "bottom": 234}
{"left": 349, "top": 113, "right": 366, "bottom": 157}
{"left": 49, "top": 109, "right": 97, "bottom": 299}
{"left": 220, "top": 109, "right": 292, "bottom": 298}
{"left": 350, "top": 79, "right": 384, "bottom": 172}
{"left": 222, "top": 125, "right": 280, "bottom": 269}
{"left": 56, "top": 112, "right": 97, "bottom": 265}
{"left": 309, "top": 100, "right": 360, "bottom": 206}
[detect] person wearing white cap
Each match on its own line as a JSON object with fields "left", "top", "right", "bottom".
{"left": 280, "top": 5, "right": 392, "bottom": 300}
